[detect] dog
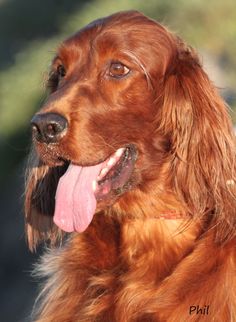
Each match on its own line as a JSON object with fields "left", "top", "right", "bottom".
{"left": 25, "top": 10, "right": 236, "bottom": 322}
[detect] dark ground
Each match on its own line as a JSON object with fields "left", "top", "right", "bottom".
{"left": 0, "top": 1, "right": 87, "bottom": 321}
{"left": 0, "top": 164, "right": 40, "bottom": 322}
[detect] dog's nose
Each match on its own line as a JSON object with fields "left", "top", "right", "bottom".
{"left": 31, "top": 113, "right": 68, "bottom": 143}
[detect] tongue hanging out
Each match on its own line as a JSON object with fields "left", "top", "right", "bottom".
{"left": 53, "top": 146, "right": 136, "bottom": 233}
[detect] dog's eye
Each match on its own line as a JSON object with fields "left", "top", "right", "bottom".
{"left": 47, "top": 64, "right": 66, "bottom": 92}
{"left": 57, "top": 65, "right": 66, "bottom": 78}
{"left": 109, "top": 62, "right": 129, "bottom": 78}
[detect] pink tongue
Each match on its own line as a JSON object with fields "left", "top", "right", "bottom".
{"left": 54, "top": 163, "right": 104, "bottom": 232}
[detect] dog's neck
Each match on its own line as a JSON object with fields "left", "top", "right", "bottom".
{"left": 120, "top": 217, "right": 200, "bottom": 279}
{"left": 112, "top": 187, "right": 202, "bottom": 280}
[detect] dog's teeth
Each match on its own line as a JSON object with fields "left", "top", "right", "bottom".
{"left": 92, "top": 180, "right": 97, "bottom": 191}
{"left": 107, "top": 157, "right": 116, "bottom": 167}
{"left": 100, "top": 167, "right": 108, "bottom": 177}
{"left": 115, "top": 148, "right": 125, "bottom": 158}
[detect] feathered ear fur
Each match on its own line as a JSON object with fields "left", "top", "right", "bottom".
{"left": 159, "top": 41, "right": 236, "bottom": 243}
{"left": 24, "top": 148, "right": 66, "bottom": 251}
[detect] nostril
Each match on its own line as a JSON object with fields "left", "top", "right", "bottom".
{"left": 47, "top": 116, "right": 68, "bottom": 137}
{"left": 31, "top": 123, "right": 40, "bottom": 134}
{"left": 46, "top": 123, "right": 59, "bottom": 138}
{"left": 31, "top": 120, "right": 43, "bottom": 141}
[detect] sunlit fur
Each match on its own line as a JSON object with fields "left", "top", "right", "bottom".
{"left": 25, "top": 11, "right": 236, "bottom": 322}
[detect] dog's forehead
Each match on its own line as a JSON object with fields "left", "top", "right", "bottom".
{"left": 54, "top": 11, "right": 174, "bottom": 80}
{"left": 58, "top": 11, "right": 164, "bottom": 48}
{"left": 56, "top": 31, "right": 120, "bottom": 66}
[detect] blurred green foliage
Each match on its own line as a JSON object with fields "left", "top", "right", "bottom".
{"left": 0, "top": 0, "right": 236, "bottom": 182}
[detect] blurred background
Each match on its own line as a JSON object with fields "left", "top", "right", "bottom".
{"left": 0, "top": 0, "right": 235, "bottom": 321}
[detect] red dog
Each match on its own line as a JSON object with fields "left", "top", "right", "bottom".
{"left": 25, "top": 11, "right": 236, "bottom": 322}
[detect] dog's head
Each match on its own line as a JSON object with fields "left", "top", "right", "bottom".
{"left": 25, "top": 11, "right": 236, "bottom": 250}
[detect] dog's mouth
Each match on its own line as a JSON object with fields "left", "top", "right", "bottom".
{"left": 53, "top": 144, "right": 137, "bottom": 233}
{"left": 94, "top": 144, "right": 137, "bottom": 200}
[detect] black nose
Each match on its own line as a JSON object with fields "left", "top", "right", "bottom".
{"left": 31, "top": 113, "right": 68, "bottom": 143}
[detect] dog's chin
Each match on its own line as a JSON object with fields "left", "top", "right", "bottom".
{"left": 42, "top": 157, "right": 67, "bottom": 168}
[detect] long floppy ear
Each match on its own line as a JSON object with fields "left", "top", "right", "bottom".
{"left": 24, "top": 147, "right": 67, "bottom": 251}
{"left": 160, "top": 42, "right": 236, "bottom": 243}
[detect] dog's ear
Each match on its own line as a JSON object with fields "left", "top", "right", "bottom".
{"left": 24, "top": 149, "right": 66, "bottom": 251}
{"left": 159, "top": 42, "right": 236, "bottom": 243}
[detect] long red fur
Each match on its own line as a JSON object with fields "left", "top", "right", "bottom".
{"left": 25, "top": 11, "right": 236, "bottom": 322}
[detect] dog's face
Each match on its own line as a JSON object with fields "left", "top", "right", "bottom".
{"left": 29, "top": 11, "right": 176, "bottom": 235}
{"left": 33, "top": 12, "right": 173, "bottom": 173}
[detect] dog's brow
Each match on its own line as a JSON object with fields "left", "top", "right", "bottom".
{"left": 123, "top": 50, "right": 153, "bottom": 90}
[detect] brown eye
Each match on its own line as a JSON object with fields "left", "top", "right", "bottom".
{"left": 57, "top": 64, "right": 66, "bottom": 78}
{"left": 109, "top": 62, "right": 130, "bottom": 78}
{"left": 47, "top": 64, "right": 66, "bottom": 92}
